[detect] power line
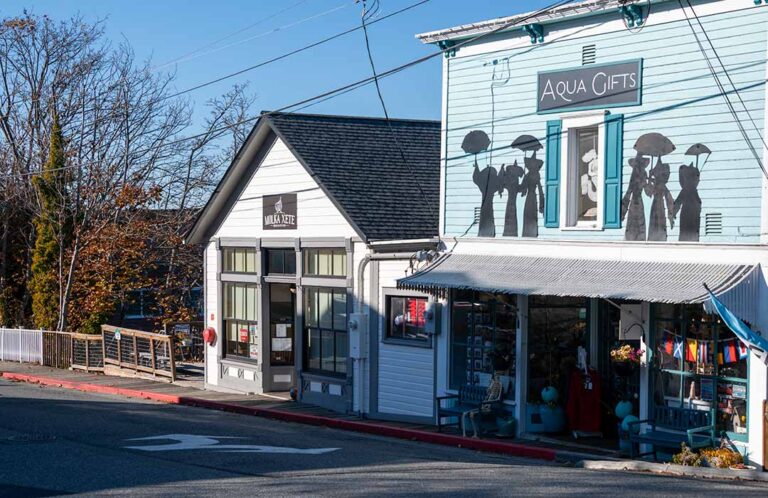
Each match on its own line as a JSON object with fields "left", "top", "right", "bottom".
{"left": 678, "top": 0, "right": 768, "bottom": 179}
{"left": 1, "top": 0, "right": 575, "bottom": 180}
{"left": 154, "top": 0, "right": 311, "bottom": 70}
{"left": 154, "top": 1, "right": 351, "bottom": 70}
{"left": 358, "top": 0, "right": 436, "bottom": 220}
{"left": 683, "top": 0, "right": 768, "bottom": 158}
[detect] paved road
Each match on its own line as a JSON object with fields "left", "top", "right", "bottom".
{"left": 0, "top": 379, "right": 766, "bottom": 497}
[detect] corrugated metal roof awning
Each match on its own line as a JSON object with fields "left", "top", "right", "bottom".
{"left": 398, "top": 254, "right": 760, "bottom": 325}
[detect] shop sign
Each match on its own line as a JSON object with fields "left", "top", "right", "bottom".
{"left": 239, "top": 328, "right": 249, "bottom": 343}
{"left": 263, "top": 193, "right": 297, "bottom": 230}
{"left": 537, "top": 59, "right": 642, "bottom": 113}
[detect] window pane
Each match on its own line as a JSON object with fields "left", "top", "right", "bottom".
{"left": 235, "top": 249, "right": 245, "bottom": 272}
{"left": 450, "top": 291, "right": 473, "bottom": 389}
{"left": 319, "top": 290, "right": 333, "bottom": 330}
{"left": 333, "top": 291, "right": 347, "bottom": 331}
{"left": 717, "top": 381, "right": 747, "bottom": 435}
{"left": 284, "top": 251, "right": 296, "bottom": 274}
{"left": 246, "top": 249, "right": 257, "bottom": 273}
{"left": 319, "top": 251, "right": 331, "bottom": 275}
{"left": 332, "top": 251, "right": 346, "bottom": 276}
{"left": 305, "top": 288, "right": 317, "bottom": 328}
{"left": 575, "top": 127, "right": 598, "bottom": 222}
{"left": 246, "top": 285, "right": 258, "bottom": 321}
{"left": 305, "top": 251, "right": 317, "bottom": 275}
{"left": 308, "top": 329, "right": 321, "bottom": 370}
{"left": 268, "top": 250, "right": 284, "bottom": 274}
{"left": 388, "top": 297, "right": 405, "bottom": 339}
{"left": 655, "top": 320, "right": 682, "bottom": 372}
{"left": 335, "top": 331, "right": 347, "bottom": 374}
{"left": 321, "top": 329, "right": 334, "bottom": 372}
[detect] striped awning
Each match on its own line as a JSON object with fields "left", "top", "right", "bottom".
{"left": 398, "top": 254, "right": 760, "bottom": 325}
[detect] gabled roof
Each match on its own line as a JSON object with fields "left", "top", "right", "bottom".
{"left": 185, "top": 112, "right": 441, "bottom": 244}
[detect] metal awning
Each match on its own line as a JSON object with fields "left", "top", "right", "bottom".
{"left": 398, "top": 253, "right": 760, "bottom": 325}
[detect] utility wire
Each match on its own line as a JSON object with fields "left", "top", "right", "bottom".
{"left": 154, "top": 0, "right": 311, "bottom": 69}
{"left": 358, "top": 0, "right": 436, "bottom": 220}
{"left": 1, "top": 0, "right": 575, "bottom": 180}
{"left": 684, "top": 0, "right": 768, "bottom": 158}
{"left": 678, "top": 0, "right": 768, "bottom": 179}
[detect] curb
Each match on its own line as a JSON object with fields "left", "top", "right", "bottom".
{"left": 577, "top": 459, "right": 768, "bottom": 482}
{"left": 1, "top": 372, "right": 556, "bottom": 462}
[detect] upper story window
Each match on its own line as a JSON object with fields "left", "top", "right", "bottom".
{"left": 266, "top": 249, "right": 296, "bottom": 275}
{"left": 561, "top": 115, "right": 604, "bottom": 229}
{"left": 304, "top": 248, "right": 346, "bottom": 277}
{"left": 223, "top": 247, "right": 257, "bottom": 273}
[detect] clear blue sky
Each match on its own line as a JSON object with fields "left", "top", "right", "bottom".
{"left": 2, "top": 0, "right": 551, "bottom": 125}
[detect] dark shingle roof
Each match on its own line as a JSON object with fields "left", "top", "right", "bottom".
{"left": 266, "top": 112, "right": 440, "bottom": 241}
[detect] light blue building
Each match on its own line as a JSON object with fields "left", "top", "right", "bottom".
{"left": 396, "top": 0, "right": 768, "bottom": 467}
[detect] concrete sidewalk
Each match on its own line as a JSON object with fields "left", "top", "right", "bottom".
{"left": 0, "top": 362, "right": 560, "bottom": 462}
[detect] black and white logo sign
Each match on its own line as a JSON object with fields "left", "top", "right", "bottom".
{"left": 537, "top": 59, "right": 642, "bottom": 113}
{"left": 263, "top": 193, "right": 297, "bottom": 230}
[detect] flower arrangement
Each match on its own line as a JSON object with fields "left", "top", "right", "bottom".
{"left": 610, "top": 344, "right": 642, "bottom": 364}
{"left": 672, "top": 443, "right": 743, "bottom": 469}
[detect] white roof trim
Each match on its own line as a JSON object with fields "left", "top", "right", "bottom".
{"left": 416, "top": 0, "right": 651, "bottom": 44}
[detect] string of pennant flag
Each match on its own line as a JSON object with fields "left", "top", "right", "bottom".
{"left": 662, "top": 330, "right": 748, "bottom": 365}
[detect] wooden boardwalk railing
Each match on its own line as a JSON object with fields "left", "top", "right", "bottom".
{"left": 71, "top": 333, "right": 104, "bottom": 372}
{"left": 101, "top": 325, "right": 175, "bottom": 381}
{"left": 42, "top": 331, "right": 73, "bottom": 369}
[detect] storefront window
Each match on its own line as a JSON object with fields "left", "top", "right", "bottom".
{"left": 527, "top": 296, "right": 588, "bottom": 403}
{"left": 652, "top": 304, "right": 748, "bottom": 439}
{"left": 449, "top": 290, "right": 516, "bottom": 400}
{"left": 304, "top": 249, "right": 346, "bottom": 277}
{"left": 223, "top": 283, "right": 259, "bottom": 361}
{"left": 561, "top": 115, "right": 603, "bottom": 229}
{"left": 386, "top": 296, "right": 428, "bottom": 343}
{"left": 304, "top": 287, "right": 347, "bottom": 375}
{"left": 222, "top": 247, "right": 257, "bottom": 273}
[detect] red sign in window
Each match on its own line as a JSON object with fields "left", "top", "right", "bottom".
{"left": 239, "top": 328, "right": 249, "bottom": 343}
{"left": 408, "top": 298, "right": 426, "bottom": 327}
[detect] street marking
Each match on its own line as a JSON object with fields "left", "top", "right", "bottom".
{"left": 124, "top": 434, "right": 339, "bottom": 454}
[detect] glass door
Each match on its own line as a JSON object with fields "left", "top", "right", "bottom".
{"left": 269, "top": 283, "right": 295, "bottom": 367}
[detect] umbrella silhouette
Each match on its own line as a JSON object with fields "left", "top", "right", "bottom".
{"left": 462, "top": 130, "right": 491, "bottom": 168}
{"left": 685, "top": 143, "right": 711, "bottom": 171}
{"left": 634, "top": 132, "right": 675, "bottom": 170}
{"left": 511, "top": 134, "right": 543, "bottom": 157}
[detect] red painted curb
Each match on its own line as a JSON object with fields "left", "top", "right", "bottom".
{"left": 1, "top": 371, "right": 555, "bottom": 461}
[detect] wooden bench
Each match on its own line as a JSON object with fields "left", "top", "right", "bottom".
{"left": 628, "top": 406, "right": 716, "bottom": 459}
{"left": 436, "top": 384, "right": 503, "bottom": 437}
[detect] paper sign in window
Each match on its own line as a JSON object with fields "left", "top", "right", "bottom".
{"left": 272, "top": 338, "right": 292, "bottom": 352}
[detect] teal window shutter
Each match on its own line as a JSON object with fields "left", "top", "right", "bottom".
{"left": 544, "top": 120, "right": 562, "bottom": 228}
{"left": 603, "top": 114, "right": 624, "bottom": 229}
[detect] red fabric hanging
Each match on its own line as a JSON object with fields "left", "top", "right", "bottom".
{"left": 566, "top": 368, "right": 602, "bottom": 432}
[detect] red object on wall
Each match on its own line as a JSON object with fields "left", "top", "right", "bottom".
{"left": 565, "top": 368, "right": 602, "bottom": 433}
{"left": 408, "top": 298, "right": 426, "bottom": 327}
{"left": 203, "top": 327, "right": 216, "bottom": 345}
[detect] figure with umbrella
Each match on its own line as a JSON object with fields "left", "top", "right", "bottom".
{"left": 514, "top": 134, "right": 545, "bottom": 238}
{"left": 635, "top": 132, "right": 677, "bottom": 241}
{"left": 499, "top": 159, "right": 525, "bottom": 237}
{"left": 621, "top": 151, "right": 651, "bottom": 241}
{"left": 465, "top": 130, "right": 500, "bottom": 237}
{"left": 673, "top": 143, "right": 710, "bottom": 242}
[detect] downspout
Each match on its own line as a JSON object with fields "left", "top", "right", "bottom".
{"left": 355, "top": 252, "right": 418, "bottom": 418}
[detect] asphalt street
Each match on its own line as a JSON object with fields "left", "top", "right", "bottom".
{"left": 0, "top": 379, "right": 767, "bottom": 497}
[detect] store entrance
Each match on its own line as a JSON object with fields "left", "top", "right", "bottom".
{"left": 264, "top": 283, "right": 296, "bottom": 392}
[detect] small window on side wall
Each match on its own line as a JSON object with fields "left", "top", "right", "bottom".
{"left": 386, "top": 296, "right": 428, "bottom": 343}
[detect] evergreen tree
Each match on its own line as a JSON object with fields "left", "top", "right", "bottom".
{"left": 30, "top": 112, "right": 66, "bottom": 329}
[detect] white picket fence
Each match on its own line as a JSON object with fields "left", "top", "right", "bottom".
{"left": 0, "top": 328, "right": 43, "bottom": 364}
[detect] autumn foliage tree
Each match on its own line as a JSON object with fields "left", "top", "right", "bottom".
{"left": 0, "top": 13, "right": 254, "bottom": 331}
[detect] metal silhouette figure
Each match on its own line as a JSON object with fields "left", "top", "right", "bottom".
{"left": 463, "top": 130, "right": 498, "bottom": 237}
{"left": 647, "top": 160, "right": 675, "bottom": 241}
{"left": 499, "top": 160, "right": 525, "bottom": 236}
{"left": 621, "top": 153, "right": 651, "bottom": 241}
{"left": 520, "top": 151, "right": 545, "bottom": 238}
{"left": 674, "top": 144, "right": 709, "bottom": 242}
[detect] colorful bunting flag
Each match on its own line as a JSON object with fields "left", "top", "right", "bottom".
{"left": 663, "top": 331, "right": 674, "bottom": 355}
{"left": 723, "top": 339, "right": 738, "bottom": 363}
{"left": 738, "top": 341, "right": 748, "bottom": 360}
{"left": 686, "top": 339, "right": 697, "bottom": 362}
{"left": 673, "top": 337, "right": 683, "bottom": 360}
{"left": 698, "top": 340, "right": 710, "bottom": 364}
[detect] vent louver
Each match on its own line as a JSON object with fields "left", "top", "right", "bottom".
{"left": 705, "top": 212, "right": 723, "bottom": 235}
{"left": 582, "top": 44, "right": 596, "bottom": 65}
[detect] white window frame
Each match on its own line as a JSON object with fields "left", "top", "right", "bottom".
{"left": 559, "top": 112, "right": 606, "bottom": 230}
